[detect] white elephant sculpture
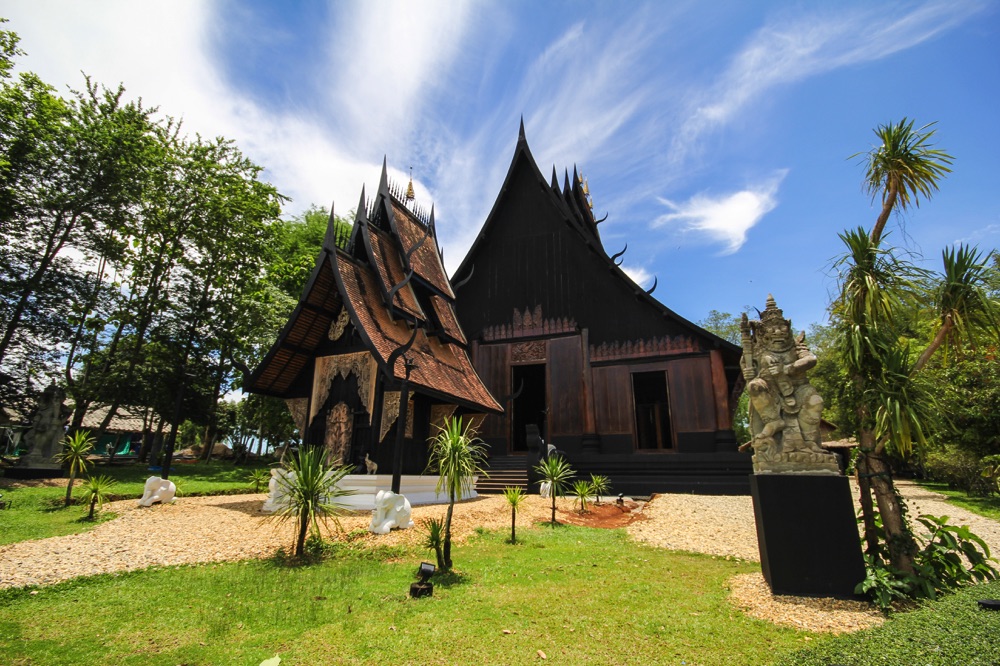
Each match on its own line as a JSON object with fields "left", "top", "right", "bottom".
{"left": 368, "top": 490, "right": 414, "bottom": 534}
{"left": 262, "top": 468, "right": 293, "bottom": 513}
{"left": 138, "top": 476, "right": 176, "bottom": 507}
{"left": 539, "top": 481, "right": 552, "bottom": 498}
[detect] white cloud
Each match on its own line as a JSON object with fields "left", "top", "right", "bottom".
{"left": 620, "top": 264, "right": 653, "bottom": 290}
{"left": 654, "top": 170, "right": 787, "bottom": 255}
{"left": 671, "top": 0, "right": 989, "bottom": 162}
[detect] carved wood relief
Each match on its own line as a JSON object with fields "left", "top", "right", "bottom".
{"left": 482, "top": 305, "right": 577, "bottom": 341}
{"left": 511, "top": 340, "right": 546, "bottom": 363}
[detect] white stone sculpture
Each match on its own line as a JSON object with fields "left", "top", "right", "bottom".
{"left": 368, "top": 490, "right": 413, "bottom": 534}
{"left": 138, "top": 476, "right": 176, "bottom": 507}
{"left": 262, "top": 468, "right": 293, "bottom": 512}
{"left": 539, "top": 481, "right": 552, "bottom": 498}
{"left": 364, "top": 453, "right": 377, "bottom": 475}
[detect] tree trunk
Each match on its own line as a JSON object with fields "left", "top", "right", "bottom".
{"left": 443, "top": 492, "right": 455, "bottom": 570}
{"left": 88, "top": 495, "right": 97, "bottom": 520}
{"left": 511, "top": 507, "right": 516, "bottom": 543}
{"left": 870, "top": 183, "right": 898, "bottom": 245}
{"left": 64, "top": 471, "right": 76, "bottom": 507}
{"left": 867, "top": 449, "right": 916, "bottom": 573}
{"left": 296, "top": 511, "right": 308, "bottom": 556}
{"left": 855, "top": 452, "right": 880, "bottom": 558}
{"left": 551, "top": 492, "right": 557, "bottom": 524}
{"left": 912, "top": 316, "right": 952, "bottom": 374}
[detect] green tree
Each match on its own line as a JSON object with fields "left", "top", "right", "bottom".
{"left": 427, "top": 417, "right": 487, "bottom": 571}
{"left": 534, "top": 454, "right": 574, "bottom": 525}
{"left": 56, "top": 430, "right": 95, "bottom": 507}
{"left": 270, "top": 446, "right": 353, "bottom": 557}
{"left": 835, "top": 119, "right": 1000, "bottom": 573}
{"left": 502, "top": 485, "right": 526, "bottom": 543}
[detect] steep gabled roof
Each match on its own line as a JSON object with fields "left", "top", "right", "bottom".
{"left": 248, "top": 168, "right": 500, "bottom": 414}
{"left": 453, "top": 122, "right": 740, "bottom": 356}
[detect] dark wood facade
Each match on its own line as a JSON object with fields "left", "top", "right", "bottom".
{"left": 246, "top": 162, "right": 501, "bottom": 476}
{"left": 452, "top": 124, "right": 750, "bottom": 494}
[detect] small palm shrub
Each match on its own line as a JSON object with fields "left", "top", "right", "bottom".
{"left": 572, "top": 479, "right": 592, "bottom": 513}
{"left": 80, "top": 474, "right": 117, "bottom": 520}
{"left": 502, "top": 486, "right": 526, "bottom": 543}
{"left": 588, "top": 474, "right": 611, "bottom": 504}
{"left": 534, "top": 455, "right": 574, "bottom": 525}
{"left": 57, "top": 430, "right": 96, "bottom": 507}
{"left": 270, "top": 446, "right": 354, "bottom": 557}
{"left": 422, "top": 516, "right": 446, "bottom": 569}
{"left": 248, "top": 468, "right": 270, "bottom": 493}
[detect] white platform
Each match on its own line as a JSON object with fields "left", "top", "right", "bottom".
{"left": 333, "top": 474, "right": 478, "bottom": 511}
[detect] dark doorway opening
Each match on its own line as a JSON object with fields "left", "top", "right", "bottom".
{"left": 633, "top": 371, "right": 673, "bottom": 450}
{"left": 511, "top": 363, "right": 546, "bottom": 453}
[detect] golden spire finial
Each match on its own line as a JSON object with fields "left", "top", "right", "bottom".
{"left": 405, "top": 166, "right": 415, "bottom": 201}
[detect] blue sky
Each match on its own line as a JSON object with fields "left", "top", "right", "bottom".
{"left": 6, "top": 1, "right": 999, "bottom": 331}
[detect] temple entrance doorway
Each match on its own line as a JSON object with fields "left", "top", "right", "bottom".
{"left": 633, "top": 371, "right": 673, "bottom": 451}
{"left": 511, "top": 363, "right": 546, "bottom": 454}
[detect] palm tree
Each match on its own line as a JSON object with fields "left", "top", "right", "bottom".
{"left": 270, "top": 445, "right": 353, "bottom": 557}
{"left": 80, "top": 474, "right": 117, "bottom": 520}
{"left": 534, "top": 455, "right": 574, "bottom": 525}
{"left": 427, "top": 417, "right": 487, "bottom": 571}
{"left": 502, "top": 486, "right": 526, "bottom": 543}
{"left": 853, "top": 118, "right": 952, "bottom": 244}
{"left": 838, "top": 120, "right": 999, "bottom": 574}
{"left": 248, "top": 468, "right": 270, "bottom": 493}
{"left": 57, "top": 430, "right": 95, "bottom": 507}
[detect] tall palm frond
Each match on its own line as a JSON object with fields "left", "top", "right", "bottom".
{"left": 852, "top": 118, "right": 953, "bottom": 242}
{"left": 57, "top": 430, "right": 95, "bottom": 507}
{"left": 832, "top": 228, "right": 926, "bottom": 375}
{"left": 872, "top": 343, "right": 934, "bottom": 459}
{"left": 914, "top": 245, "right": 1000, "bottom": 371}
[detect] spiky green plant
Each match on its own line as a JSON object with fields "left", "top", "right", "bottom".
{"left": 502, "top": 486, "right": 526, "bottom": 543}
{"left": 572, "top": 479, "right": 592, "bottom": 513}
{"left": 248, "top": 468, "right": 270, "bottom": 493}
{"left": 422, "top": 516, "right": 445, "bottom": 569}
{"left": 534, "top": 455, "right": 574, "bottom": 525}
{"left": 80, "top": 474, "right": 117, "bottom": 520}
{"left": 56, "top": 430, "right": 95, "bottom": 507}
{"left": 588, "top": 474, "right": 611, "bottom": 504}
{"left": 270, "top": 446, "right": 354, "bottom": 557}
{"left": 426, "top": 417, "right": 487, "bottom": 571}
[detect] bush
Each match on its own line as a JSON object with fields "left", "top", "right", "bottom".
{"left": 923, "top": 446, "right": 995, "bottom": 496}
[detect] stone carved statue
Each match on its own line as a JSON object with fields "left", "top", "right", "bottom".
{"left": 18, "top": 384, "right": 70, "bottom": 468}
{"left": 138, "top": 476, "right": 177, "bottom": 506}
{"left": 364, "top": 453, "right": 378, "bottom": 475}
{"left": 368, "top": 490, "right": 414, "bottom": 534}
{"left": 739, "top": 295, "right": 839, "bottom": 475}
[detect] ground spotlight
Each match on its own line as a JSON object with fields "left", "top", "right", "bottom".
{"left": 410, "top": 561, "right": 435, "bottom": 598}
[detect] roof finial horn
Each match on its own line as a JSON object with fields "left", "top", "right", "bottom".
{"left": 405, "top": 166, "right": 415, "bottom": 201}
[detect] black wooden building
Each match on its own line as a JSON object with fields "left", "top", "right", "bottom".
{"left": 246, "top": 163, "right": 501, "bottom": 476}
{"left": 452, "top": 124, "right": 750, "bottom": 494}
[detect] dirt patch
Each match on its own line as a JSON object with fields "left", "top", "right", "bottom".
{"left": 557, "top": 500, "right": 645, "bottom": 528}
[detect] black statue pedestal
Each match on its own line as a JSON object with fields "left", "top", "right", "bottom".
{"left": 750, "top": 474, "right": 865, "bottom": 597}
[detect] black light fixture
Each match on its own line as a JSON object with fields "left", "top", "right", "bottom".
{"left": 616, "top": 493, "right": 625, "bottom": 507}
{"left": 410, "top": 562, "right": 435, "bottom": 598}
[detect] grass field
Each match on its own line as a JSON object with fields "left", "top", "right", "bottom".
{"left": 916, "top": 481, "right": 1000, "bottom": 522}
{"left": 0, "top": 525, "right": 813, "bottom": 665}
{"left": 0, "top": 461, "right": 268, "bottom": 546}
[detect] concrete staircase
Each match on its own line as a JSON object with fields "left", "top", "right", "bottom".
{"left": 477, "top": 456, "right": 530, "bottom": 494}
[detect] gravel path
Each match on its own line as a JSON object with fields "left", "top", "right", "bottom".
{"left": 2, "top": 479, "right": 998, "bottom": 635}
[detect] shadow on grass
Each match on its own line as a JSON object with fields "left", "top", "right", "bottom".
{"left": 430, "top": 569, "right": 467, "bottom": 588}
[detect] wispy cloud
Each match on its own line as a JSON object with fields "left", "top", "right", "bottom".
{"left": 620, "top": 264, "right": 653, "bottom": 290}
{"left": 671, "top": 1, "right": 988, "bottom": 162}
{"left": 654, "top": 170, "right": 787, "bottom": 254}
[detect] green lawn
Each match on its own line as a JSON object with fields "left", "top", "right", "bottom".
{"left": 0, "top": 461, "right": 269, "bottom": 546}
{"left": 916, "top": 481, "right": 1000, "bottom": 522}
{"left": 0, "top": 526, "right": 813, "bottom": 666}
{"left": 775, "top": 579, "right": 1000, "bottom": 666}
